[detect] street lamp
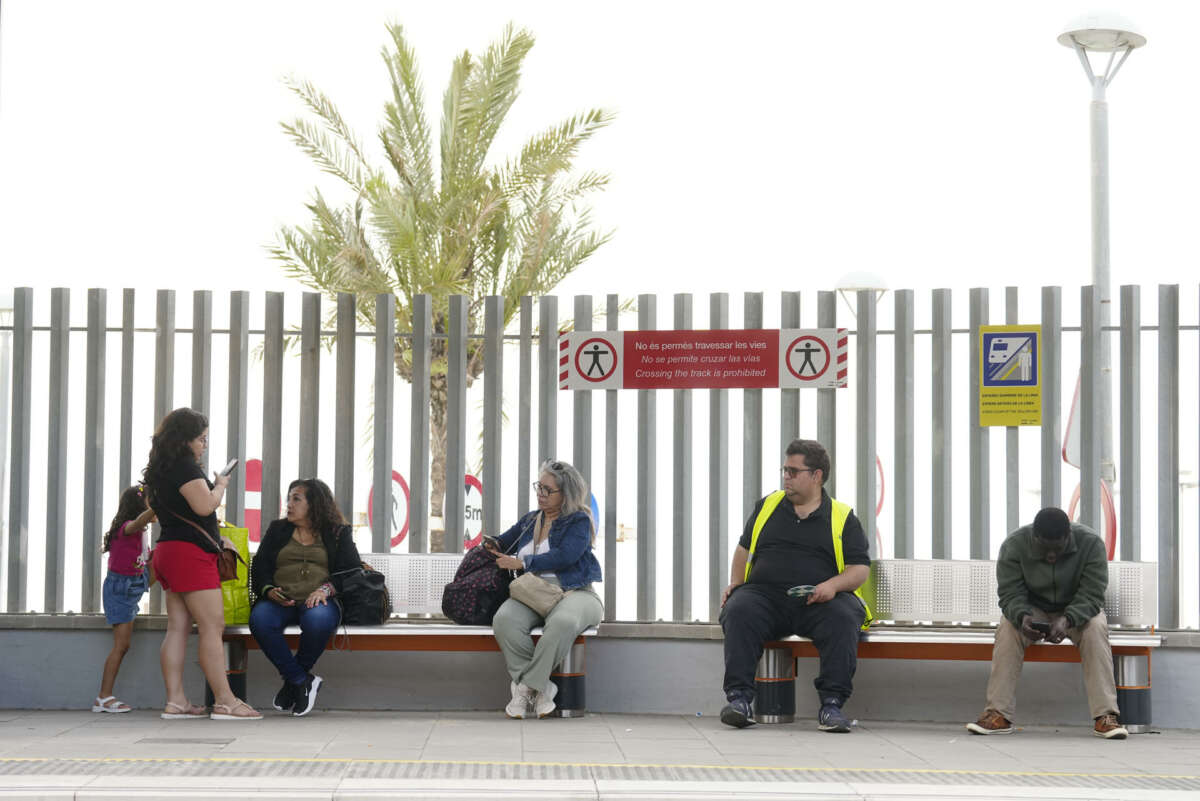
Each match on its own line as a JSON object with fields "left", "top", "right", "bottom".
{"left": 1058, "top": 15, "right": 1145, "bottom": 486}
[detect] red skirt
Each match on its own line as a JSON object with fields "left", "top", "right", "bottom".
{"left": 153, "top": 540, "right": 219, "bottom": 592}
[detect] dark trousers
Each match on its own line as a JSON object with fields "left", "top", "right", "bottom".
{"left": 719, "top": 584, "right": 864, "bottom": 706}
{"left": 249, "top": 600, "right": 341, "bottom": 684}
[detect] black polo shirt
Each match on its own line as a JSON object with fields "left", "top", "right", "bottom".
{"left": 737, "top": 490, "right": 870, "bottom": 590}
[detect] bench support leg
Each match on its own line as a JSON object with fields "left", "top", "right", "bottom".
{"left": 754, "top": 646, "right": 796, "bottom": 724}
{"left": 204, "top": 640, "right": 249, "bottom": 707}
{"left": 1114, "top": 652, "right": 1151, "bottom": 733}
{"left": 551, "top": 639, "right": 587, "bottom": 718}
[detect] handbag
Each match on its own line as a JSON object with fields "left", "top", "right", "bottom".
{"left": 334, "top": 563, "right": 392, "bottom": 625}
{"left": 509, "top": 571, "right": 565, "bottom": 617}
{"left": 441, "top": 545, "right": 513, "bottom": 625}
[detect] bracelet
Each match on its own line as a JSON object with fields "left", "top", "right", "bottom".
{"left": 320, "top": 582, "right": 333, "bottom": 597}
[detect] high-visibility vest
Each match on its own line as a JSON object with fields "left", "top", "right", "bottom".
{"left": 744, "top": 490, "right": 874, "bottom": 630}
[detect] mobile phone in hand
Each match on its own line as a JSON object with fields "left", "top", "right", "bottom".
{"left": 481, "top": 535, "right": 501, "bottom": 551}
{"left": 1030, "top": 621, "right": 1051, "bottom": 635}
{"left": 220, "top": 458, "right": 238, "bottom": 476}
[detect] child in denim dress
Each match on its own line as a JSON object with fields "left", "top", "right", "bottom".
{"left": 94, "top": 485, "right": 156, "bottom": 712}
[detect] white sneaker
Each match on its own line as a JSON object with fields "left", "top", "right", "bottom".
{"left": 505, "top": 681, "right": 534, "bottom": 719}
{"left": 534, "top": 681, "right": 558, "bottom": 718}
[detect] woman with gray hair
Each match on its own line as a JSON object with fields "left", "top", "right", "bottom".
{"left": 487, "top": 459, "right": 603, "bottom": 718}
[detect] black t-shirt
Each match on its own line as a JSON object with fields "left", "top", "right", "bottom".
{"left": 151, "top": 456, "right": 220, "bottom": 553}
{"left": 737, "top": 491, "right": 870, "bottom": 590}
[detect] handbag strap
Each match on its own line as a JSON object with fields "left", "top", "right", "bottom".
{"left": 162, "top": 507, "right": 246, "bottom": 566}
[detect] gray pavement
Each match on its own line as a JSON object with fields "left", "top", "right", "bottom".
{"left": 1, "top": 709, "right": 1198, "bottom": 799}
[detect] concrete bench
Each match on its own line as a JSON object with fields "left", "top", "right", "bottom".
{"left": 756, "top": 559, "right": 1161, "bottom": 730}
{"left": 222, "top": 552, "right": 596, "bottom": 717}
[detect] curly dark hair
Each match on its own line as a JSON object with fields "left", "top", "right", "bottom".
{"left": 784, "top": 438, "right": 831, "bottom": 485}
{"left": 288, "top": 478, "right": 346, "bottom": 536}
{"left": 142, "top": 408, "right": 208, "bottom": 510}
{"left": 102, "top": 485, "right": 148, "bottom": 553}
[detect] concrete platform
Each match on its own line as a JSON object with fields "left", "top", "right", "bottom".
{"left": 1, "top": 710, "right": 1198, "bottom": 799}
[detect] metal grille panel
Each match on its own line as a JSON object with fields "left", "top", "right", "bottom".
{"left": 868, "top": 559, "right": 1156, "bottom": 626}
{"left": 362, "top": 553, "right": 464, "bottom": 616}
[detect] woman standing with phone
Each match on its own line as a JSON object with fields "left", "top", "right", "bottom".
{"left": 143, "top": 407, "right": 261, "bottom": 720}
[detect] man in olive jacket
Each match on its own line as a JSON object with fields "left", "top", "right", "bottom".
{"left": 966, "top": 507, "right": 1128, "bottom": 739}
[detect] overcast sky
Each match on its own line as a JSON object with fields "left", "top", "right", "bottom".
{"left": 2, "top": 0, "right": 1198, "bottom": 303}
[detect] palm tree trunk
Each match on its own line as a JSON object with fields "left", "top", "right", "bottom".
{"left": 428, "top": 373, "right": 448, "bottom": 552}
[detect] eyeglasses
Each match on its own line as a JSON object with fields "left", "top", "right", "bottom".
{"left": 781, "top": 466, "right": 817, "bottom": 479}
{"left": 532, "top": 482, "right": 562, "bottom": 497}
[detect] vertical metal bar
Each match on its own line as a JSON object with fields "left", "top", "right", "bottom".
{"left": 672, "top": 293, "right": 693, "bottom": 621}
{"left": 191, "top": 291, "right": 212, "bottom": 418}
{"left": 262, "top": 293, "right": 284, "bottom": 529}
{"left": 817, "top": 291, "right": 837, "bottom": 494}
{"left": 1080, "top": 286, "right": 1102, "bottom": 530}
{"left": 1041, "top": 287, "right": 1063, "bottom": 510}
{"left": 969, "top": 288, "right": 989, "bottom": 558}
{"left": 780, "top": 291, "right": 801, "bottom": 451}
{"left": 603, "top": 295, "right": 619, "bottom": 621}
{"left": 573, "top": 295, "right": 593, "bottom": 485}
{"left": 374, "top": 294, "right": 396, "bottom": 553}
{"left": 855, "top": 290, "right": 877, "bottom": 558}
{"left": 298, "top": 292, "right": 321, "bottom": 478}
{"left": 637, "top": 293, "right": 656, "bottom": 621}
{"left": 0, "top": 300, "right": 9, "bottom": 601}
{"left": 226, "top": 291, "right": 249, "bottom": 525}
{"left": 82, "top": 289, "right": 107, "bottom": 613}
{"left": 1005, "top": 287, "right": 1020, "bottom": 534}
{"left": 742, "top": 293, "right": 764, "bottom": 524}
{"left": 119, "top": 289, "right": 135, "bottom": 489}
{"left": 335, "top": 293, "right": 356, "bottom": 524}
{"left": 708, "top": 294, "right": 730, "bottom": 621}
{"left": 893, "top": 289, "right": 914, "bottom": 559}
{"left": 538, "top": 296, "right": 558, "bottom": 463}
{"left": 45, "top": 288, "right": 69, "bottom": 612}
{"left": 444, "top": 295, "right": 467, "bottom": 553}
{"left": 153, "top": 290, "right": 176, "bottom": 442}
{"left": 482, "top": 296, "right": 504, "bottom": 542}
{"left": 6, "top": 288, "right": 32, "bottom": 612}
{"left": 931, "top": 288, "right": 952, "bottom": 558}
{"left": 1119, "top": 285, "right": 1140, "bottom": 562}
{"left": 409, "top": 295, "right": 431, "bottom": 553}
{"left": 1157, "top": 284, "right": 1179, "bottom": 628}
{"left": 518, "top": 296, "right": 533, "bottom": 518}
{"left": 150, "top": 289, "right": 176, "bottom": 615}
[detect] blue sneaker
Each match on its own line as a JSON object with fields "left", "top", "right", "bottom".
{"left": 817, "top": 699, "right": 852, "bottom": 733}
{"left": 720, "top": 697, "right": 756, "bottom": 728}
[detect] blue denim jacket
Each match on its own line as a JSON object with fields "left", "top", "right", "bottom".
{"left": 495, "top": 509, "right": 602, "bottom": 590}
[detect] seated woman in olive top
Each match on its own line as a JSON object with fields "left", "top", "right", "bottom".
{"left": 249, "top": 478, "right": 361, "bottom": 716}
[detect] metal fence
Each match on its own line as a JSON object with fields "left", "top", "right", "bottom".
{"left": 1, "top": 285, "right": 1197, "bottom": 626}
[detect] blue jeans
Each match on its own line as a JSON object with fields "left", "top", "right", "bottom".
{"left": 249, "top": 599, "right": 341, "bottom": 684}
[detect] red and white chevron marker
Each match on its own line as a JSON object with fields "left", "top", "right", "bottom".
{"left": 835, "top": 328, "right": 848, "bottom": 388}
{"left": 559, "top": 337, "right": 570, "bottom": 387}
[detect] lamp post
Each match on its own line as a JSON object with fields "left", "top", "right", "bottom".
{"left": 1058, "top": 18, "right": 1145, "bottom": 489}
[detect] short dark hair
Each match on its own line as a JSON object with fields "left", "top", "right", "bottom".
{"left": 1032, "top": 507, "right": 1071, "bottom": 540}
{"left": 784, "top": 439, "right": 830, "bottom": 485}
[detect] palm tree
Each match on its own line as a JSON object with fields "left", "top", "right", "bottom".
{"left": 270, "top": 23, "right": 614, "bottom": 550}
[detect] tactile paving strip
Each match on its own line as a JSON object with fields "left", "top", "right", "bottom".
{"left": 0, "top": 758, "right": 1197, "bottom": 791}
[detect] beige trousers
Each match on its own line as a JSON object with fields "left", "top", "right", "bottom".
{"left": 984, "top": 608, "right": 1119, "bottom": 721}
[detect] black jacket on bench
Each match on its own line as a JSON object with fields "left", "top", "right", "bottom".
{"left": 250, "top": 519, "right": 362, "bottom": 600}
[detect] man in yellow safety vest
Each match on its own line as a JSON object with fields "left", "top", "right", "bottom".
{"left": 719, "top": 439, "right": 871, "bottom": 732}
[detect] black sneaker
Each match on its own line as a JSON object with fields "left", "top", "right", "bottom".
{"left": 292, "top": 674, "right": 322, "bottom": 717}
{"left": 719, "top": 697, "right": 756, "bottom": 729}
{"left": 271, "top": 680, "right": 295, "bottom": 712}
{"left": 817, "top": 699, "right": 852, "bottom": 733}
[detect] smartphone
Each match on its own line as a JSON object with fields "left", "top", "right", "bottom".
{"left": 1030, "top": 621, "right": 1051, "bottom": 635}
{"left": 220, "top": 458, "right": 239, "bottom": 476}
{"left": 787, "top": 584, "right": 816, "bottom": 599}
{"left": 481, "top": 535, "right": 501, "bottom": 551}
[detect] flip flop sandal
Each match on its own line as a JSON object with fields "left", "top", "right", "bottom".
{"left": 161, "top": 702, "right": 207, "bottom": 720}
{"left": 92, "top": 696, "right": 131, "bottom": 713}
{"left": 210, "top": 699, "right": 262, "bottom": 720}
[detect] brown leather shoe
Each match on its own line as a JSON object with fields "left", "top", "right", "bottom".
{"left": 1094, "top": 714, "right": 1129, "bottom": 739}
{"left": 966, "top": 709, "right": 1013, "bottom": 735}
